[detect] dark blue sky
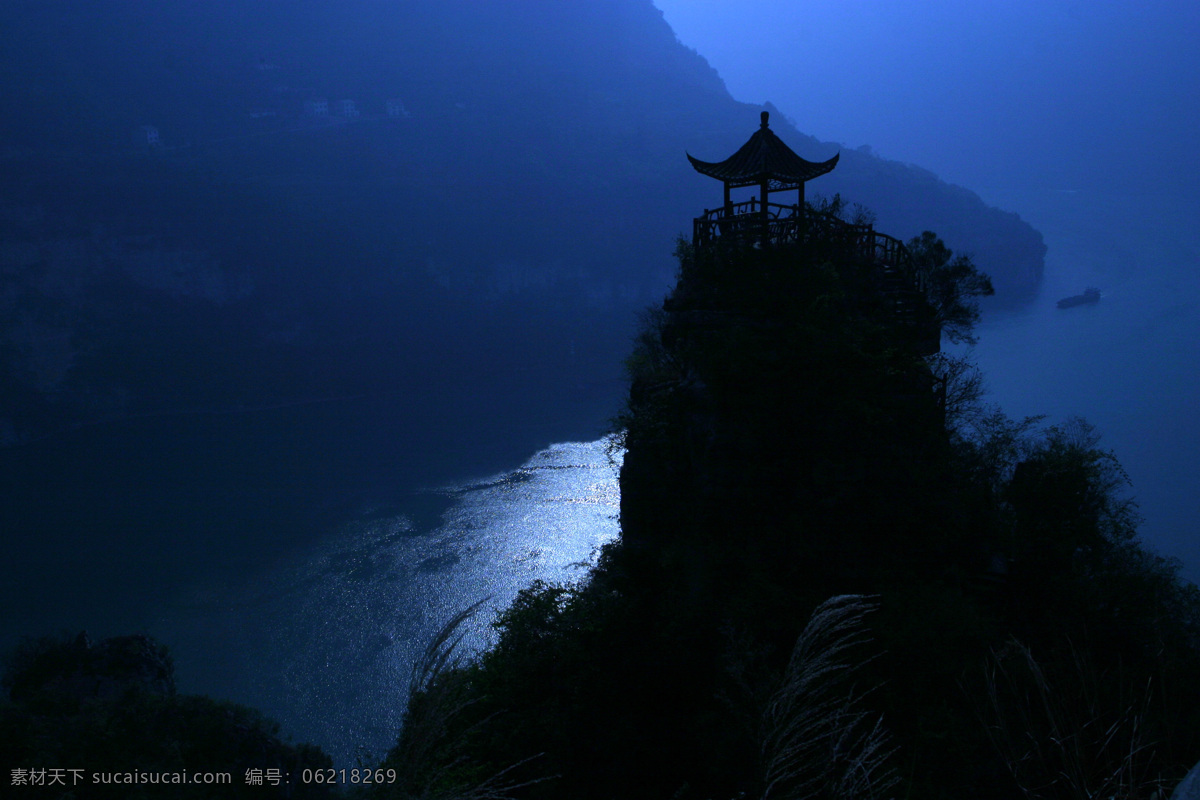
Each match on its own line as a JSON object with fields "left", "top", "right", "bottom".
{"left": 653, "top": 0, "right": 1200, "bottom": 209}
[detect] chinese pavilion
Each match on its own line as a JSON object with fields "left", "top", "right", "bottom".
{"left": 688, "top": 111, "right": 839, "bottom": 247}
{"left": 686, "top": 111, "right": 941, "bottom": 355}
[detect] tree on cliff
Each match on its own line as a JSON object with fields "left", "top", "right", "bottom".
{"left": 907, "top": 229, "right": 994, "bottom": 345}
{"left": 371, "top": 219, "right": 1200, "bottom": 800}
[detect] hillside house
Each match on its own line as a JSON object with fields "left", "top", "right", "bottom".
{"left": 134, "top": 126, "right": 161, "bottom": 148}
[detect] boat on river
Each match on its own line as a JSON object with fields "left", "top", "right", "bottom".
{"left": 1057, "top": 287, "right": 1101, "bottom": 309}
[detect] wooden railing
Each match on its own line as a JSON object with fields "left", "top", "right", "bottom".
{"left": 692, "top": 202, "right": 939, "bottom": 354}
{"left": 693, "top": 203, "right": 928, "bottom": 295}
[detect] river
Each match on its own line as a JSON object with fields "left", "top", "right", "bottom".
{"left": 157, "top": 438, "right": 621, "bottom": 766}
{"left": 0, "top": 387, "right": 623, "bottom": 766}
{"left": 963, "top": 188, "right": 1200, "bottom": 585}
{"left": 4, "top": 188, "right": 1197, "bottom": 767}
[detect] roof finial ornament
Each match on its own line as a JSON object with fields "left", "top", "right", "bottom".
{"left": 760, "top": 110, "right": 769, "bottom": 129}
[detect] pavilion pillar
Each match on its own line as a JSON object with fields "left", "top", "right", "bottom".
{"left": 760, "top": 176, "right": 770, "bottom": 245}
{"left": 798, "top": 182, "right": 806, "bottom": 238}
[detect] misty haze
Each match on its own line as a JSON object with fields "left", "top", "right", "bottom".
{"left": 2, "top": 1, "right": 1198, "bottom": 797}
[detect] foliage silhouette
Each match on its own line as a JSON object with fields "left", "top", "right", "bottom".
{"left": 375, "top": 599, "right": 553, "bottom": 800}
{"left": 906, "top": 230, "right": 995, "bottom": 345}
{"left": 358, "top": 207, "right": 1200, "bottom": 799}
{"left": 759, "top": 595, "right": 897, "bottom": 800}
{"left": 1, "top": 633, "right": 333, "bottom": 799}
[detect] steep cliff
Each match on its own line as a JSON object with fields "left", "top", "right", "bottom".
{"left": 374, "top": 226, "right": 1200, "bottom": 800}
{"left": 616, "top": 225, "right": 972, "bottom": 611}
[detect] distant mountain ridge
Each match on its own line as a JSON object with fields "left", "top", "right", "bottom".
{"left": 1, "top": 0, "right": 1042, "bottom": 289}
{"left": 0, "top": 0, "right": 1045, "bottom": 441}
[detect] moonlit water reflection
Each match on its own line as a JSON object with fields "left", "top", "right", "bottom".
{"left": 166, "top": 438, "right": 622, "bottom": 767}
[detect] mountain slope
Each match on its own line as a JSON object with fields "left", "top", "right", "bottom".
{"left": 0, "top": 0, "right": 1044, "bottom": 441}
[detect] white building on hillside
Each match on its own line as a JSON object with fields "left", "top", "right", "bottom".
{"left": 135, "top": 125, "right": 161, "bottom": 148}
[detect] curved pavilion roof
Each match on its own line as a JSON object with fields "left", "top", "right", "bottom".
{"left": 687, "top": 111, "right": 839, "bottom": 190}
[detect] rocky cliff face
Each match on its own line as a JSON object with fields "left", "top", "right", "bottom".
{"left": 617, "top": 238, "right": 954, "bottom": 589}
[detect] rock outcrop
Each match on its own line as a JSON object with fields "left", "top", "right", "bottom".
{"left": 2, "top": 633, "right": 334, "bottom": 798}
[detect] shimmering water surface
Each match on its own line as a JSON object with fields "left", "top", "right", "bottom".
{"left": 4, "top": 189, "right": 1197, "bottom": 770}
{"left": 158, "top": 439, "right": 621, "bottom": 765}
